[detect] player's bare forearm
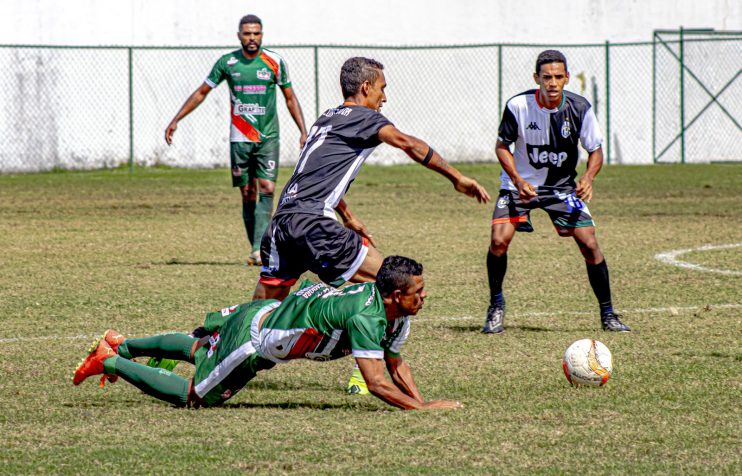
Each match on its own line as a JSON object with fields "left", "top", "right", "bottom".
{"left": 386, "top": 356, "right": 424, "bottom": 402}
{"left": 358, "top": 358, "right": 463, "bottom": 410}
{"left": 165, "top": 84, "right": 211, "bottom": 144}
{"left": 334, "top": 199, "right": 354, "bottom": 223}
{"left": 582, "top": 147, "right": 604, "bottom": 181}
{"left": 336, "top": 199, "right": 376, "bottom": 246}
{"left": 576, "top": 148, "right": 603, "bottom": 202}
{"left": 377, "top": 125, "right": 490, "bottom": 202}
{"left": 495, "top": 141, "right": 523, "bottom": 185}
{"left": 496, "top": 141, "right": 536, "bottom": 200}
{"left": 282, "top": 87, "right": 308, "bottom": 147}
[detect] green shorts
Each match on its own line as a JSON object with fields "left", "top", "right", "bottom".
{"left": 230, "top": 138, "right": 280, "bottom": 187}
{"left": 192, "top": 301, "right": 277, "bottom": 406}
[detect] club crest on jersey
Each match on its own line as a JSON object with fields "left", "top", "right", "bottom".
{"left": 227, "top": 57, "right": 238, "bottom": 66}
{"left": 497, "top": 195, "right": 510, "bottom": 209}
{"left": 256, "top": 67, "right": 271, "bottom": 80}
{"left": 561, "top": 120, "right": 571, "bottom": 138}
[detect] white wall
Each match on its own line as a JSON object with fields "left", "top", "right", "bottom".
{"left": 2, "top": 0, "right": 740, "bottom": 46}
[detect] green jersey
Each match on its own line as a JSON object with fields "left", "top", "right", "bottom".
{"left": 254, "top": 281, "right": 411, "bottom": 363}
{"left": 205, "top": 48, "right": 292, "bottom": 143}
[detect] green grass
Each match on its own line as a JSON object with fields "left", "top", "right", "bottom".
{"left": 0, "top": 164, "right": 740, "bottom": 475}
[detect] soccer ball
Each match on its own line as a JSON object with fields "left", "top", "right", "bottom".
{"left": 562, "top": 339, "right": 613, "bottom": 387}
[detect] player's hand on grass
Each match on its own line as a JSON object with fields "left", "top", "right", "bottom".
{"left": 422, "top": 400, "right": 464, "bottom": 410}
{"left": 575, "top": 176, "right": 594, "bottom": 203}
{"left": 165, "top": 121, "right": 178, "bottom": 145}
{"left": 515, "top": 179, "right": 537, "bottom": 202}
{"left": 343, "top": 217, "right": 377, "bottom": 248}
{"left": 454, "top": 176, "right": 491, "bottom": 203}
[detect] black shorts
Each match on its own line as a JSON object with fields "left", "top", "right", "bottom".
{"left": 259, "top": 213, "right": 369, "bottom": 287}
{"left": 492, "top": 188, "right": 595, "bottom": 234}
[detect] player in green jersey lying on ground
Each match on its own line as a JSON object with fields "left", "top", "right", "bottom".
{"left": 73, "top": 256, "right": 463, "bottom": 410}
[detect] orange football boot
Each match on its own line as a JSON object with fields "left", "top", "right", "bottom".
{"left": 72, "top": 339, "right": 116, "bottom": 386}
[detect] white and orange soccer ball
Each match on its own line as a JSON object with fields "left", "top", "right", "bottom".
{"left": 562, "top": 339, "right": 613, "bottom": 387}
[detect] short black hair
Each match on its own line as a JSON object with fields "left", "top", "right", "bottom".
{"left": 239, "top": 14, "right": 262, "bottom": 30}
{"left": 340, "top": 57, "right": 384, "bottom": 99}
{"left": 376, "top": 256, "right": 423, "bottom": 298}
{"left": 535, "top": 50, "right": 568, "bottom": 74}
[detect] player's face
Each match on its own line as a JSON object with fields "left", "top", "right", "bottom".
{"left": 363, "top": 71, "right": 387, "bottom": 112}
{"left": 238, "top": 23, "right": 263, "bottom": 54}
{"left": 534, "top": 62, "right": 569, "bottom": 108}
{"left": 395, "top": 275, "right": 427, "bottom": 316}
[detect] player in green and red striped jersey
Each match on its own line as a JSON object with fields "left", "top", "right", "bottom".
{"left": 73, "top": 256, "right": 463, "bottom": 410}
{"left": 165, "top": 14, "right": 307, "bottom": 266}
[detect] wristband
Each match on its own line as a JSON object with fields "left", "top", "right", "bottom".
{"left": 421, "top": 147, "right": 435, "bottom": 166}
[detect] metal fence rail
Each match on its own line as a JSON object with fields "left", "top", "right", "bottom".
{"left": 0, "top": 30, "right": 739, "bottom": 173}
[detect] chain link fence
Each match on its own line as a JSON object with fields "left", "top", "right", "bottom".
{"left": 0, "top": 32, "right": 739, "bottom": 173}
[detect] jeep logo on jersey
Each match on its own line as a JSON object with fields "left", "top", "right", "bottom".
{"left": 561, "top": 120, "right": 571, "bottom": 138}
{"left": 256, "top": 67, "right": 271, "bottom": 80}
{"left": 234, "top": 103, "right": 266, "bottom": 116}
{"left": 526, "top": 144, "right": 569, "bottom": 168}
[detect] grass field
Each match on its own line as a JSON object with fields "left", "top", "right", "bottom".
{"left": 0, "top": 163, "right": 740, "bottom": 475}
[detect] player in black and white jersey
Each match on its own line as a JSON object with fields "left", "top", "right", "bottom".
{"left": 253, "top": 57, "right": 489, "bottom": 300}
{"left": 252, "top": 57, "right": 490, "bottom": 394}
{"left": 482, "top": 50, "right": 630, "bottom": 334}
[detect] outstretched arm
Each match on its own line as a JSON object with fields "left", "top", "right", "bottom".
{"left": 377, "top": 125, "right": 490, "bottom": 203}
{"left": 280, "top": 86, "right": 308, "bottom": 149}
{"left": 495, "top": 140, "right": 537, "bottom": 201}
{"left": 384, "top": 354, "right": 423, "bottom": 403}
{"left": 356, "top": 357, "right": 462, "bottom": 410}
{"left": 575, "top": 147, "right": 604, "bottom": 203}
{"left": 165, "top": 83, "right": 213, "bottom": 145}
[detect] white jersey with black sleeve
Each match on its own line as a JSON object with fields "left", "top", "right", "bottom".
{"left": 497, "top": 89, "right": 602, "bottom": 192}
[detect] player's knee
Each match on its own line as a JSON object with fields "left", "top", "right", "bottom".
{"left": 258, "top": 179, "right": 275, "bottom": 195}
{"left": 489, "top": 238, "right": 510, "bottom": 255}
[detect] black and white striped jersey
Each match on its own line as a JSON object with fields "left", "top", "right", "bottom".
{"left": 275, "top": 105, "right": 392, "bottom": 219}
{"left": 497, "top": 89, "right": 602, "bottom": 191}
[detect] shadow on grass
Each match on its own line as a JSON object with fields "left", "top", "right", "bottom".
{"left": 446, "top": 324, "right": 555, "bottom": 333}
{"left": 155, "top": 259, "right": 244, "bottom": 266}
{"left": 223, "top": 400, "right": 388, "bottom": 411}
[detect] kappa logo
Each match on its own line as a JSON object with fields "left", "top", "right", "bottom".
{"left": 227, "top": 57, "right": 238, "bottom": 66}
{"left": 561, "top": 120, "right": 571, "bottom": 138}
{"left": 256, "top": 67, "right": 271, "bottom": 80}
{"left": 526, "top": 144, "right": 568, "bottom": 168}
{"left": 526, "top": 122, "right": 540, "bottom": 130}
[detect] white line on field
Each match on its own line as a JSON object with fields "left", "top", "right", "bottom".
{"left": 413, "top": 303, "right": 742, "bottom": 323}
{"left": 655, "top": 242, "right": 742, "bottom": 276}
{"left": 0, "top": 304, "right": 739, "bottom": 344}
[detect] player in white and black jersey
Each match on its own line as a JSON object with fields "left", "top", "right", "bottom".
{"left": 482, "top": 50, "right": 630, "bottom": 334}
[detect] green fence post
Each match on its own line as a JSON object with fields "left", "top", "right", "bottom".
{"left": 605, "top": 40, "right": 611, "bottom": 164}
{"left": 652, "top": 32, "right": 657, "bottom": 163}
{"left": 498, "top": 44, "right": 503, "bottom": 115}
{"left": 680, "top": 27, "right": 685, "bottom": 164}
{"left": 128, "top": 47, "right": 134, "bottom": 174}
{"left": 314, "top": 46, "right": 320, "bottom": 120}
